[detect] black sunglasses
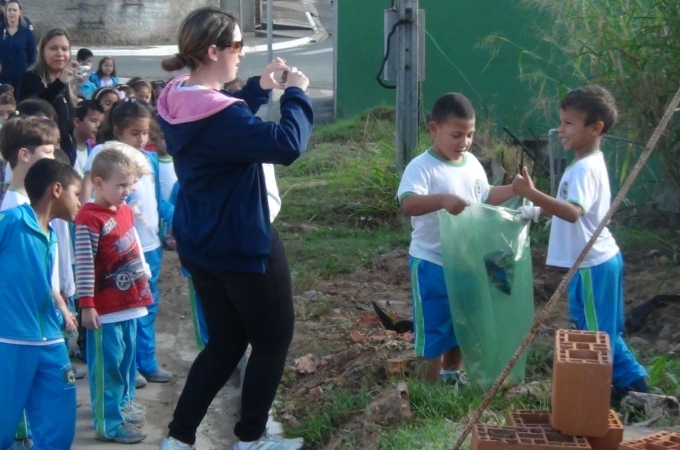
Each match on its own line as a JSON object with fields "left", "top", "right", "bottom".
{"left": 224, "top": 40, "right": 244, "bottom": 52}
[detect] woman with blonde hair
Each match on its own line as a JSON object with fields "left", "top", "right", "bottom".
{"left": 17, "top": 28, "right": 78, "bottom": 165}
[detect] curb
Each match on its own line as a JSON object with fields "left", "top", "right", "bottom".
{"left": 72, "top": 11, "right": 327, "bottom": 57}
{"left": 72, "top": 35, "right": 315, "bottom": 58}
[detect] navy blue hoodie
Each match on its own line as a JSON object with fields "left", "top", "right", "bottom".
{"left": 0, "top": 23, "right": 36, "bottom": 87}
{"left": 157, "top": 75, "right": 313, "bottom": 273}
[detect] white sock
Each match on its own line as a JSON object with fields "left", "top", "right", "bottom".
{"left": 234, "top": 442, "right": 255, "bottom": 450}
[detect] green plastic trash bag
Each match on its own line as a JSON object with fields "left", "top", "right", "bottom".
{"left": 439, "top": 203, "right": 534, "bottom": 391}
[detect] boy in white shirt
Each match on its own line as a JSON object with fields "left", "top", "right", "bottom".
{"left": 512, "top": 85, "right": 648, "bottom": 400}
{"left": 397, "top": 92, "right": 515, "bottom": 384}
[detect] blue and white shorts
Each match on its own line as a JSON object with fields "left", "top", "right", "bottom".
{"left": 409, "top": 256, "right": 458, "bottom": 359}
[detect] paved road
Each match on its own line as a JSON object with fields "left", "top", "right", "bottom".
{"left": 110, "top": 38, "right": 333, "bottom": 123}
{"left": 103, "top": 0, "right": 335, "bottom": 123}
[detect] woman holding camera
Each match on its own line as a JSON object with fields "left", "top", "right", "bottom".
{"left": 17, "top": 28, "right": 78, "bottom": 165}
{"left": 156, "top": 6, "right": 313, "bottom": 450}
{"left": 0, "top": 0, "right": 35, "bottom": 88}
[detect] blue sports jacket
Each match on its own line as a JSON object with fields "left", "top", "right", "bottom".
{"left": 0, "top": 204, "right": 63, "bottom": 341}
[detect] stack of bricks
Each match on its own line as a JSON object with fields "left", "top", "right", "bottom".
{"left": 472, "top": 329, "right": 680, "bottom": 450}
{"left": 472, "top": 329, "right": 621, "bottom": 450}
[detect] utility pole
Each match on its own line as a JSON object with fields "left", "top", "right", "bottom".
{"left": 395, "top": 0, "right": 420, "bottom": 172}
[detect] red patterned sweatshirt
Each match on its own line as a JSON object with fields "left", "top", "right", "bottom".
{"left": 74, "top": 202, "right": 152, "bottom": 315}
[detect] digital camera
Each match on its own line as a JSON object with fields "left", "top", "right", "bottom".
{"left": 76, "top": 65, "right": 91, "bottom": 79}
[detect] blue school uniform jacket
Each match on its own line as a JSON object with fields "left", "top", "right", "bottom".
{"left": 156, "top": 75, "right": 313, "bottom": 273}
{"left": 88, "top": 72, "right": 120, "bottom": 88}
{"left": 0, "top": 204, "right": 62, "bottom": 341}
{"left": 0, "top": 24, "right": 36, "bottom": 87}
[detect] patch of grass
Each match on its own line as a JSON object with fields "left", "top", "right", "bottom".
{"left": 285, "top": 386, "right": 373, "bottom": 447}
{"left": 525, "top": 339, "right": 553, "bottom": 379}
{"left": 308, "top": 105, "right": 397, "bottom": 145}
{"left": 373, "top": 417, "right": 466, "bottom": 450}
{"left": 369, "top": 379, "right": 548, "bottom": 450}
{"left": 276, "top": 110, "right": 418, "bottom": 291}
{"left": 284, "top": 225, "right": 410, "bottom": 279}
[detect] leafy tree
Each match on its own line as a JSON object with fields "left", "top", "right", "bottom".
{"left": 485, "top": 0, "right": 680, "bottom": 186}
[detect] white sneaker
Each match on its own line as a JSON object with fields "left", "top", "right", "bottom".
{"left": 234, "top": 433, "right": 304, "bottom": 450}
{"left": 159, "top": 437, "right": 195, "bottom": 450}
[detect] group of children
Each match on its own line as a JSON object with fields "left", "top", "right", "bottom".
{"left": 0, "top": 40, "right": 651, "bottom": 450}
{"left": 0, "top": 50, "right": 180, "bottom": 447}
{"left": 399, "top": 86, "right": 649, "bottom": 401}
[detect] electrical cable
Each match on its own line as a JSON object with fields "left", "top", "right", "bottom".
{"left": 376, "top": 18, "right": 411, "bottom": 89}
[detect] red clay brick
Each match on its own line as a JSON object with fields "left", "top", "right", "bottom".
{"left": 506, "top": 410, "right": 552, "bottom": 427}
{"left": 551, "top": 330, "right": 612, "bottom": 438}
{"left": 587, "top": 410, "right": 624, "bottom": 450}
{"left": 473, "top": 424, "right": 591, "bottom": 450}
{"left": 619, "top": 432, "right": 680, "bottom": 450}
{"left": 557, "top": 330, "right": 609, "bottom": 346}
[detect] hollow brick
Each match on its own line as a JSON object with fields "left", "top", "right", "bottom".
{"left": 473, "top": 424, "right": 591, "bottom": 450}
{"left": 619, "top": 432, "right": 680, "bottom": 450}
{"left": 586, "top": 410, "right": 624, "bottom": 450}
{"left": 551, "top": 330, "right": 612, "bottom": 437}
{"left": 506, "top": 410, "right": 552, "bottom": 427}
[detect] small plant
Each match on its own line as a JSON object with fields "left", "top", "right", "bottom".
{"left": 293, "top": 291, "right": 335, "bottom": 321}
{"left": 647, "top": 354, "right": 680, "bottom": 398}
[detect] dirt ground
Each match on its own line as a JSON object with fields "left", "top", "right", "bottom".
{"left": 71, "top": 245, "right": 680, "bottom": 449}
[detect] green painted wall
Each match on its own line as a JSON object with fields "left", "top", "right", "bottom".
{"left": 336, "top": 1, "right": 673, "bottom": 210}
{"left": 336, "top": 0, "right": 556, "bottom": 134}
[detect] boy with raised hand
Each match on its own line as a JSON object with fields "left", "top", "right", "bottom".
{"left": 397, "top": 92, "right": 515, "bottom": 384}
{"left": 0, "top": 158, "right": 82, "bottom": 450}
{"left": 75, "top": 142, "right": 153, "bottom": 444}
{"left": 512, "top": 85, "right": 648, "bottom": 401}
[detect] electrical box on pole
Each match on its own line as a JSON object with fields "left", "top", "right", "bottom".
{"left": 383, "top": 7, "right": 425, "bottom": 83}
{"left": 385, "top": 0, "right": 424, "bottom": 173}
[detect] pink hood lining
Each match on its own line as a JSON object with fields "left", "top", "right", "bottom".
{"left": 156, "top": 74, "right": 244, "bottom": 125}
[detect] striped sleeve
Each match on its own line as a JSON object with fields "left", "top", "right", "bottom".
{"left": 74, "top": 222, "right": 100, "bottom": 308}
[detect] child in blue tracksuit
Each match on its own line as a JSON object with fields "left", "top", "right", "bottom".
{"left": 513, "top": 85, "right": 648, "bottom": 401}
{"left": 83, "top": 98, "right": 175, "bottom": 385}
{"left": 0, "top": 158, "right": 81, "bottom": 450}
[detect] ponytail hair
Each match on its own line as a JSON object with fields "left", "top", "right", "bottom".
{"left": 161, "top": 7, "right": 237, "bottom": 72}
